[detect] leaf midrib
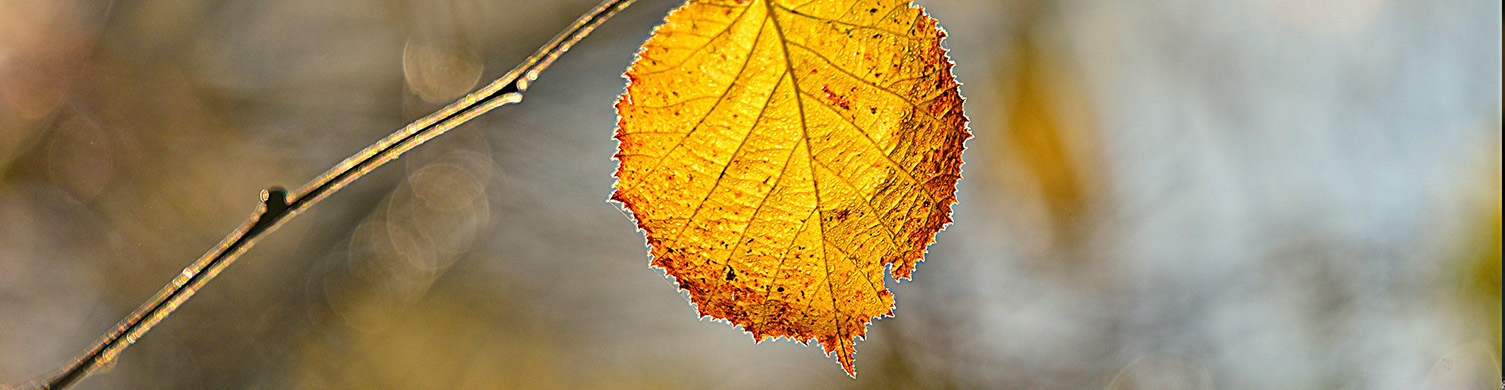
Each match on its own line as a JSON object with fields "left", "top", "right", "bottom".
{"left": 762, "top": 0, "right": 851, "bottom": 369}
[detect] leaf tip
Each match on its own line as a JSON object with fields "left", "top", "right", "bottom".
{"left": 837, "top": 341, "right": 857, "bottom": 378}
{"left": 820, "top": 334, "right": 859, "bottom": 378}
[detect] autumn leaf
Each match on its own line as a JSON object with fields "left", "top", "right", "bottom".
{"left": 611, "top": 0, "right": 966, "bottom": 377}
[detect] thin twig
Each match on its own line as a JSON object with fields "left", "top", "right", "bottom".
{"left": 28, "top": 0, "right": 637, "bottom": 388}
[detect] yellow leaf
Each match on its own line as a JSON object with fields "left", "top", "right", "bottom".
{"left": 611, "top": 0, "right": 967, "bottom": 377}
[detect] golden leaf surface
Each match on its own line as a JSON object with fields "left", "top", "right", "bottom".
{"left": 611, "top": 0, "right": 966, "bottom": 376}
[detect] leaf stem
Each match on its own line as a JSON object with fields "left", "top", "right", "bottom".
{"left": 30, "top": 0, "right": 636, "bottom": 388}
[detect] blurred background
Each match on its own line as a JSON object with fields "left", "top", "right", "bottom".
{"left": 1, "top": 0, "right": 1499, "bottom": 388}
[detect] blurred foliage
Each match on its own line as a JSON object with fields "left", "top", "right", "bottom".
{"left": 994, "top": 18, "right": 1104, "bottom": 265}
{"left": 1450, "top": 138, "right": 1501, "bottom": 373}
{"left": 1, "top": 0, "right": 1500, "bottom": 389}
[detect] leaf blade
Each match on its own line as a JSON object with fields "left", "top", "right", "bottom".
{"left": 613, "top": 0, "right": 967, "bottom": 377}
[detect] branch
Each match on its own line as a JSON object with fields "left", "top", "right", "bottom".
{"left": 26, "top": 1, "right": 637, "bottom": 388}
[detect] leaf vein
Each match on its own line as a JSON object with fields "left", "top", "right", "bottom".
{"left": 622, "top": 11, "right": 770, "bottom": 194}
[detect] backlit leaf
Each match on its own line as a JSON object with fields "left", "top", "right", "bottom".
{"left": 611, "top": 0, "right": 967, "bottom": 377}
